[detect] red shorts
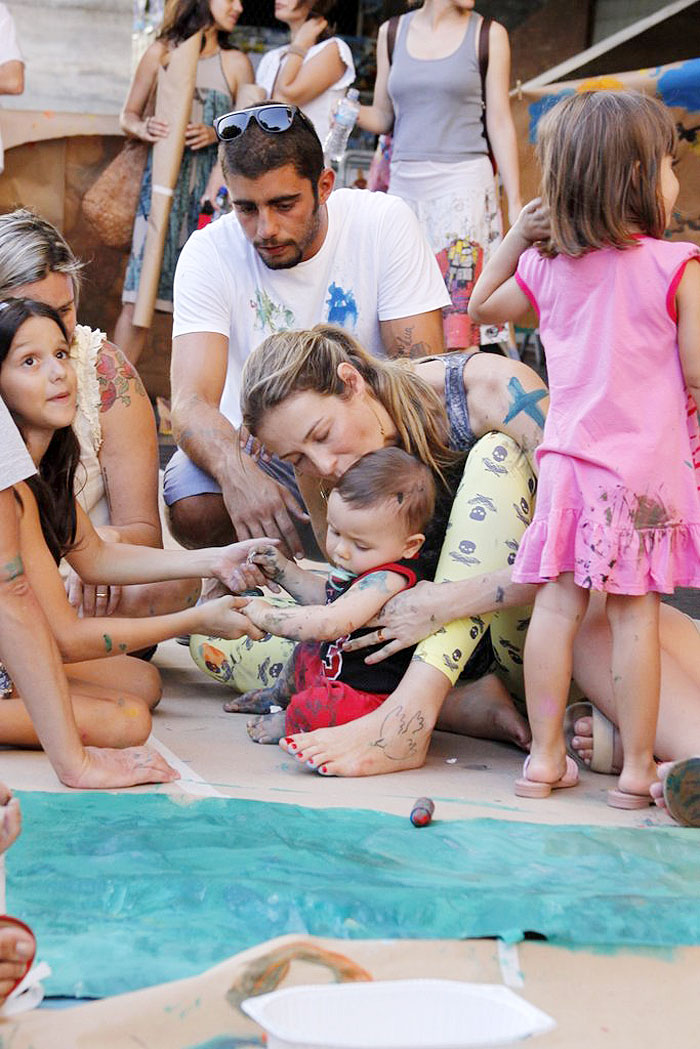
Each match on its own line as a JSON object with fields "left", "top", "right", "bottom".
{"left": 286, "top": 643, "right": 388, "bottom": 735}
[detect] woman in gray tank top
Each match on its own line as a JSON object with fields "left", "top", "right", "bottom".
{"left": 357, "top": 0, "right": 521, "bottom": 351}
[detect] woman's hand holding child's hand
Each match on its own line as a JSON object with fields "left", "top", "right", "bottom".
{"left": 235, "top": 596, "right": 273, "bottom": 631}
{"left": 514, "top": 198, "right": 551, "bottom": 244}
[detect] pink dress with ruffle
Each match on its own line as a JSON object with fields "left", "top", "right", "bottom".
{"left": 512, "top": 237, "right": 700, "bottom": 595}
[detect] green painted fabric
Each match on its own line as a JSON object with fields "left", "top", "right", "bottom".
{"left": 7, "top": 792, "right": 700, "bottom": 998}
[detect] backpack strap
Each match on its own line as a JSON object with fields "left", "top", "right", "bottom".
{"left": 387, "top": 14, "right": 400, "bottom": 66}
{"left": 478, "top": 15, "right": 497, "bottom": 174}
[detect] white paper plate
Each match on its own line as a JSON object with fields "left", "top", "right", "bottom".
{"left": 241, "top": 979, "right": 556, "bottom": 1049}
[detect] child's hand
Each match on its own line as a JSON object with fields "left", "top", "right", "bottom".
{"left": 212, "top": 538, "right": 282, "bottom": 594}
{"left": 198, "top": 596, "right": 267, "bottom": 641}
{"left": 514, "top": 198, "right": 551, "bottom": 243}
{"left": 236, "top": 596, "right": 273, "bottom": 630}
{"left": 229, "top": 541, "right": 291, "bottom": 593}
{"left": 249, "top": 543, "right": 291, "bottom": 581}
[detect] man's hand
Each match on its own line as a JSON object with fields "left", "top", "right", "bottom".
{"left": 221, "top": 457, "right": 308, "bottom": 560}
{"left": 61, "top": 745, "right": 179, "bottom": 789}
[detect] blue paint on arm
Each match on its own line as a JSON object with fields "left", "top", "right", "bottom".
{"left": 503, "top": 376, "right": 547, "bottom": 428}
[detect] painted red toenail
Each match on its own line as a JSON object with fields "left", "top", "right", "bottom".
{"left": 321, "top": 765, "right": 328, "bottom": 774}
{"left": 297, "top": 751, "right": 304, "bottom": 759}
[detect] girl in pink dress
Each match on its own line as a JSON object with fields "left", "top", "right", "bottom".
{"left": 469, "top": 90, "right": 700, "bottom": 809}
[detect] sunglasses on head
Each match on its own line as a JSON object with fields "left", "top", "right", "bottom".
{"left": 214, "top": 103, "right": 315, "bottom": 142}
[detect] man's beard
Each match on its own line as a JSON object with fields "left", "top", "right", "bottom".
{"left": 255, "top": 205, "right": 321, "bottom": 270}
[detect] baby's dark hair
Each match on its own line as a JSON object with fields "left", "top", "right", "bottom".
{"left": 335, "top": 448, "right": 435, "bottom": 534}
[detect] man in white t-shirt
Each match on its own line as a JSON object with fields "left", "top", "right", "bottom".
{"left": 0, "top": 3, "right": 24, "bottom": 175}
{"left": 0, "top": 396, "right": 175, "bottom": 789}
{"left": 167, "top": 103, "right": 450, "bottom": 556}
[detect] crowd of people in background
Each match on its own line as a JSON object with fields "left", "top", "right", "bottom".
{"left": 1, "top": 0, "right": 700, "bottom": 1007}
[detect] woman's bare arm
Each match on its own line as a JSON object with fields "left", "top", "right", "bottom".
{"left": 483, "top": 21, "right": 521, "bottom": 224}
{"left": 273, "top": 28, "right": 347, "bottom": 107}
{"left": 343, "top": 568, "right": 537, "bottom": 662}
{"left": 95, "top": 341, "right": 162, "bottom": 547}
{"left": 356, "top": 21, "right": 394, "bottom": 136}
{"left": 119, "top": 41, "right": 169, "bottom": 142}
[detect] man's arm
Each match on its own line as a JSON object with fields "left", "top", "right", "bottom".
{"left": 376, "top": 197, "right": 449, "bottom": 358}
{"left": 170, "top": 331, "right": 307, "bottom": 556}
{"left": 0, "top": 59, "right": 23, "bottom": 95}
{"left": 379, "top": 310, "right": 445, "bottom": 359}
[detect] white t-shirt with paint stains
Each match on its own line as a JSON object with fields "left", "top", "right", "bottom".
{"left": 173, "top": 188, "right": 450, "bottom": 428}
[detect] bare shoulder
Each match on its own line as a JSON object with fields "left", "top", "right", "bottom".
{"left": 95, "top": 340, "right": 147, "bottom": 412}
{"left": 464, "top": 351, "right": 544, "bottom": 396}
{"left": 221, "top": 48, "right": 254, "bottom": 78}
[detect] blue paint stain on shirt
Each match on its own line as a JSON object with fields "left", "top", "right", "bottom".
{"left": 326, "top": 283, "right": 358, "bottom": 328}
{"left": 527, "top": 89, "right": 575, "bottom": 143}
{"left": 657, "top": 59, "right": 700, "bottom": 112}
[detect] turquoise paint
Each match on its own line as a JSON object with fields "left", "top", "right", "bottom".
{"left": 7, "top": 791, "right": 700, "bottom": 999}
{"left": 188, "top": 1039, "right": 263, "bottom": 1048}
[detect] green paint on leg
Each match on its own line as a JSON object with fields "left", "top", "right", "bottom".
{"left": 103, "top": 634, "right": 113, "bottom": 653}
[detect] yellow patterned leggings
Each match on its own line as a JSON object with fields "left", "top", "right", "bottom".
{"left": 190, "top": 433, "right": 536, "bottom": 702}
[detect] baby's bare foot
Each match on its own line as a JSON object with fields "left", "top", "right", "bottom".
{"left": 224, "top": 686, "right": 281, "bottom": 714}
{"left": 247, "top": 711, "right": 287, "bottom": 744}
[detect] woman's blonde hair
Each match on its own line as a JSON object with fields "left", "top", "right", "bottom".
{"left": 240, "top": 325, "right": 462, "bottom": 483}
{"left": 537, "top": 90, "right": 677, "bottom": 257}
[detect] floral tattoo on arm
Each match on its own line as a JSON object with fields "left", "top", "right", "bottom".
{"left": 97, "top": 346, "right": 146, "bottom": 412}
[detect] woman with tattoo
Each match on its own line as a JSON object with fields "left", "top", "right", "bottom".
{"left": 0, "top": 297, "right": 267, "bottom": 751}
{"left": 190, "top": 323, "right": 547, "bottom": 772}
{"left": 0, "top": 209, "right": 198, "bottom": 633}
{"left": 231, "top": 449, "right": 435, "bottom": 748}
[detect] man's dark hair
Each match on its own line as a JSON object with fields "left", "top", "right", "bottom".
{"left": 220, "top": 107, "right": 325, "bottom": 203}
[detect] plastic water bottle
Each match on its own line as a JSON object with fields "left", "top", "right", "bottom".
{"left": 214, "top": 185, "right": 230, "bottom": 216}
{"left": 323, "top": 88, "right": 361, "bottom": 167}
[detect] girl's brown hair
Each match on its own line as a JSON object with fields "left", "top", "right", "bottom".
{"left": 240, "top": 324, "right": 463, "bottom": 483}
{"left": 537, "top": 90, "right": 677, "bottom": 257}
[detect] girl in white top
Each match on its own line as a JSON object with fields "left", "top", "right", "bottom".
{"left": 255, "top": 0, "right": 355, "bottom": 138}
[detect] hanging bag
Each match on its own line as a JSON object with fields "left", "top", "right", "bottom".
{"left": 81, "top": 82, "right": 157, "bottom": 248}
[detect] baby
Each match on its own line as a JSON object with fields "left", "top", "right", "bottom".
{"left": 232, "top": 448, "right": 435, "bottom": 744}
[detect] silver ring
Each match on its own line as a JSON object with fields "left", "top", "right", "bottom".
{"left": 96, "top": 588, "right": 109, "bottom": 598}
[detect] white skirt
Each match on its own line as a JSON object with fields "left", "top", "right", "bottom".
{"left": 390, "top": 155, "right": 507, "bottom": 347}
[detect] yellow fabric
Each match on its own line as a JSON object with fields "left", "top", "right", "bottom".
{"left": 414, "top": 432, "right": 535, "bottom": 697}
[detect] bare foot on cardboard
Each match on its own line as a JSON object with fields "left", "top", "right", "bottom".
{"left": 247, "top": 711, "right": 287, "bottom": 744}
{"left": 437, "top": 673, "right": 531, "bottom": 751}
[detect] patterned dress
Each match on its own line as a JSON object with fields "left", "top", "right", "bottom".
{"left": 122, "top": 51, "right": 233, "bottom": 312}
